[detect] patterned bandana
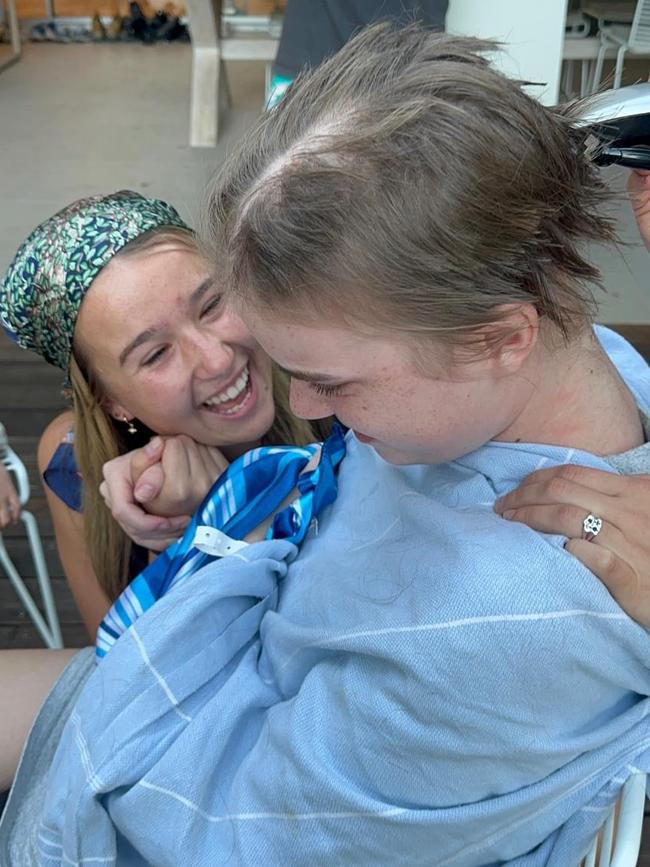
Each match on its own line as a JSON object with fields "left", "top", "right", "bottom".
{"left": 0, "top": 190, "right": 190, "bottom": 374}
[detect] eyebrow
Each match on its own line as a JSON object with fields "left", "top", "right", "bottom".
{"left": 278, "top": 365, "right": 341, "bottom": 383}
{"left": 118, "top": 277, "right": 216, "bottom": 366}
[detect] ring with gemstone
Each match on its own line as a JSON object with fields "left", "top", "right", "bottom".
{"left": 582, "top": 513, "right": 603, "bottom": 542}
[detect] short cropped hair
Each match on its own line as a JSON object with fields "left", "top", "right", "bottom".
{"left": 207, "top": 23, "right": 615, "bottom": 344}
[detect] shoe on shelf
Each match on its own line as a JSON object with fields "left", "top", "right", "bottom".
{"left": 91, "top": 12, "right": 106, "bottom": 40}
{"left": 106, "top": 13, "right": 123, "bottom": 39}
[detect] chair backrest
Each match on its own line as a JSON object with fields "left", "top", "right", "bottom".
{"left": 0, "top": 422, "right": 30, "bottom": 505}
{"left": 580, "top": 773, "right": 646, "bottom": 867}
{"left": 629, "top": 0, "right": 650, "bottom": 50}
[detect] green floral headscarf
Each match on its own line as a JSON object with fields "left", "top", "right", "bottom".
{"left": 0, "top": 190, "right": 190, "bottom": 374}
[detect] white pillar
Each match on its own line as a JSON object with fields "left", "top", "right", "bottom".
{"left": 446, "top": 0, "right": 569, "bottom": 105}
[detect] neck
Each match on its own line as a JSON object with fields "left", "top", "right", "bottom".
{"left": 497, "top": 329, "right": 644, "bottom": 455}
{"left": 221, "top": 439, "right": 262, "bottom": 462}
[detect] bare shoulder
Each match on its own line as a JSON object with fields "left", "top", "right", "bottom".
{"left": 37, "top": 410, "right": 74, "bottom": 474}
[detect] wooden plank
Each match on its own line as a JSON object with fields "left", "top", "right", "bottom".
{"left": 1, "top": 411, "right": 67, "bottom": 436}
{"left": 0, "top": 622, "right": 87, "bottom": 649}
{"left": 0, "top": 575, "right": 78, "bottom": 621}
{"left": 1, "top": 536, "right": 63, "bottom": 577}
{"left": 0, "top": 339, "right": 45, "bottom": 363}
{"left": 0, "top": 577, "right": 76, "bottom": 615}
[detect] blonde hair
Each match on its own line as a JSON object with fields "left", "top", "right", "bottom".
{"left": 70, "top": 228, "right": 328, "bottom": 602}
{"left": 210, "top": 24, "right": 616, "bottom": 349}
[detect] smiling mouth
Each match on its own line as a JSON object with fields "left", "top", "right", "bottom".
{"left": 202, "top": 365, "right": 254, "bottom": 416}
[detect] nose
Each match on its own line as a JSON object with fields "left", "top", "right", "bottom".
{"left": 189, "top": 330, "right": 235, "bottom": 379}
{"left": 289, "top": 379, "right": 333, "bottom": 420}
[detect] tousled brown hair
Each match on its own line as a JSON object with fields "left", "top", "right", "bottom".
{"left": 71, "top": 227, "right": 325, "bottom": 602}
{"left": 207, "top": 23, "right": 616, "bottom": 351}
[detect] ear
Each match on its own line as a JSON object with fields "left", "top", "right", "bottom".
{"left": 452, "top": 303, "right": 540, "bottom": 378}
{"left": 489, "top": 303, "right": 540, "bottom": 376}
{"left": 102, "top": 396, "right": 134, "bottom": 424}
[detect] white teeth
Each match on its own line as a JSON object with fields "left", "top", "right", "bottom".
{"left": 203, "top": 366, "right": 250, "bottom": 408}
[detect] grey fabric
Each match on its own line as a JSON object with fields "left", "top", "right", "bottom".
{"left": 0, "top": 648, "right": 94, "bottom": 866}
{"left": 605, "top": 411, "right": 650, "bottom": 473}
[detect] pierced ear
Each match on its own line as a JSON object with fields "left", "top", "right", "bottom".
{"left": 102, "top": 397, "right": 133, "bottom": 424}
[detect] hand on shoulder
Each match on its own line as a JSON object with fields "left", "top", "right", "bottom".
{"left": 495, "top": 464, "right": 650, "bottom": 627}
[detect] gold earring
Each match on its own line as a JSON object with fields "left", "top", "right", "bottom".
{"left": 122, "top": 416, "right": 137, "bottom": 435}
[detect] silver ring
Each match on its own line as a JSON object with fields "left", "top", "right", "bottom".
{"left": 582, "top": 513, "right": 603, "bottom": 542}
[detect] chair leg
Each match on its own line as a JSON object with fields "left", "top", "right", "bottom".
{"left": 592, "top": 43, "right": 607, "bottom": 92}
{"left": 21, "top": 511, "right": 63, "bottom": 648}
{"left": 0, "top": 533, "right": 59, "bottom": 649}
{"left": 580, "top": 59, "right": 594, "bottom": 97}
{"left": 614, "top": 44, "right": 627, "bottom": 88}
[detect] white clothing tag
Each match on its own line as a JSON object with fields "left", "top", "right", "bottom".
{"left": 193, "top": 526, "right": 249, "bottom": 558}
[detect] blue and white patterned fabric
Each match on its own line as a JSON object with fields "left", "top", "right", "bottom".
{"left": 96, "top": 425, "right": 346, "bottom": 658}
{"left": 38, "top": 327, "right": 650, "bottom": 866}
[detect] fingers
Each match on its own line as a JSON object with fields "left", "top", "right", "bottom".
{"left": 101, "top": 480, "right": 190, "bottom": 548}
{"left": 495, "top": 472, "right": 620, "bottom": 534}
{"left": 0, "top": 497, "right": 19, "bottom": 529}
{"left": 134, "top": 464, "right": 165, "bottom": 504}
{"left": 563, "top": 538, "right": 650, "bottom": 627}
{"left": 500, "top": 502, "right": 621, "bottom": 547}
{"left": 565, "top": 538, "right": 629, "bottom": 587}
{"left": 497, "top": 464, "right": 627, "bottom": 505}
{"left": 145, "top": 437, "right": 225, "bottom": 518}
{"left": 166, "top": 436, "right": 195, "bottom": 480}
{"left": 130, "top": 437, "right": 165, "bottom": 484}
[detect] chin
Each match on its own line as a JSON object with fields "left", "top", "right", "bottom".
{"left": 368, "top": 441, "right": 439, "bottom": 466}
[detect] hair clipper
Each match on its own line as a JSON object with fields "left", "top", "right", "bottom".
{"left": 578, "top": 82, "right": 650, "bottom": 169}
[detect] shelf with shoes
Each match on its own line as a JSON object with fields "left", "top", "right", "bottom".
{"left": 23, "top": 0, "right": 190, "bottom": 43}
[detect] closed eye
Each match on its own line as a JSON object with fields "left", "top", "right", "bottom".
{"left": 142, "top": 346, "right": 168, "bottom": 367}
{"left": 309, "top": 382, "right": 344, "bottom": 397}
{"left": 200, "top": 295, "right": 222, "bottom": 318}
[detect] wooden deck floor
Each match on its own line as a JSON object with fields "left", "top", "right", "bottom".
{"left": 0, "top": 330, "right": 89, "bottom": 648}
{"left": 2, "top": 325, "right": 650, "bottom": 862}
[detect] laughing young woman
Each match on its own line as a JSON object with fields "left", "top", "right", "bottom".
{"left": 0, "top": 191, "right": 324, "bottom": 639}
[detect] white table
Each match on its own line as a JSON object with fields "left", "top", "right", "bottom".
{"left": 185, "top": 0, "right": 279, "bottom": 147}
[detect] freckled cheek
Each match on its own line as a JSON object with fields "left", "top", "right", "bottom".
{"left": 135, "top": 372, "right": 193, "bottom": 415}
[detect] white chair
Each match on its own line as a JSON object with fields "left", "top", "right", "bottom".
{"left": 0, "top": 0, "right": 21, "bottom": 74}
{"left": 592, "top": 0, "right": 650, "bottom": 91}
{"left": 580, "top": 772, "right": 647, "bottom": 866}
{"left": 0, "top": 423, "right": 63, "bottom": 649}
